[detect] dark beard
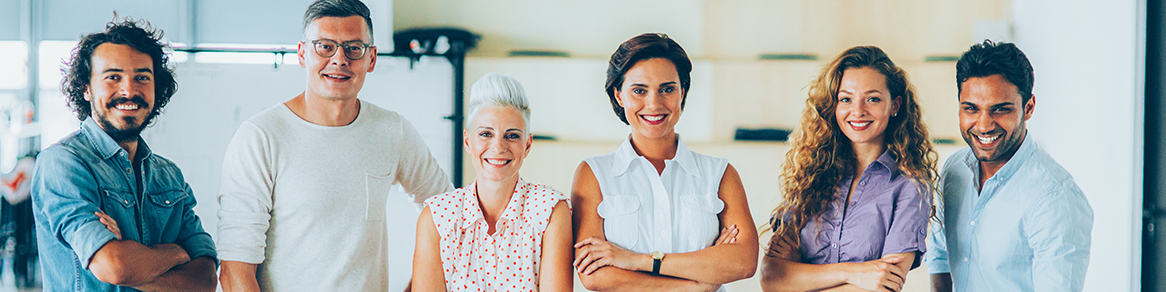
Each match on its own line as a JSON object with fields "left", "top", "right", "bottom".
{"left": 96, "top": 113, "right": 155, "bottom": 143}
{"left": 94, "top": 96, "right": 155, "bottom": 143}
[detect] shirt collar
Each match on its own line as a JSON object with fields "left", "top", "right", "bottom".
{"left": 81, "top": 117, "right": 151, "bottom": 161}
{"left": 609, "top": 135, "right": 701, "bottom": 177}
{"left": 872, "top": 149, "right": 900, "bottom": 181}
{"left": 988, "top": 131, "right": 1036, "bottom": 183}
{"left": 459, "top": 177, "right": 529, "bottom": 231}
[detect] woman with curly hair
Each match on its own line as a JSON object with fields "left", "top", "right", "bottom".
{"left": 759, "top": 46, "right": 939, "bottom": 292}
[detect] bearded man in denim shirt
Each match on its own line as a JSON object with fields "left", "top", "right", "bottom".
{"left": 32, "top": 18, "right": 217, "bottom": 291}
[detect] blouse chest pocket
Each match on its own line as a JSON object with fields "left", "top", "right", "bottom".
{"left": 679, "top": 193, "right": 724, "bottom": 250}
{"left": 597, "top": 195, "right": 641, "bottom": 250}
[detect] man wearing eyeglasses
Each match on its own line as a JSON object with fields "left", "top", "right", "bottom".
{"left": 216, "top": 0, "right": 453, "bottom": 291}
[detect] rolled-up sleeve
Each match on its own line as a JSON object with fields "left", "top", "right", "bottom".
{"left": 176, "top": 182, "right": 218, "bottom": 265}
{"left": 32, "top": 146, "right": 118, "bottom": 270}
{"left": 1026, "top": 188, "right": 1092, "bottom": 292}
{"left": 394, "top": 118, "right": 454, "bottom": 208}
{"left": 216, "top": 122, "right": 275, "bottom": 264}
{"left": 882, "top": 182, "right": 930, "bottom": 269}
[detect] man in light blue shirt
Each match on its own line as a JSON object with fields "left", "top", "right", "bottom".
{"left": 926, "top": 40, "right": 1093, "bottom": 292}
{"left": 32, "top": 18, "right": 216, "bottom": 291}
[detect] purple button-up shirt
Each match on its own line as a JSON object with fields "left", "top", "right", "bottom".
{"left": 793, "top": 150, "right": 930, "bottom": 268}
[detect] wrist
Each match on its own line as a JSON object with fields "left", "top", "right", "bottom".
{"left": 838, "top": 262, "right": 858, "bottom": 285}
{"left": 639, "top": 252, "right": 653, "bottom": 272}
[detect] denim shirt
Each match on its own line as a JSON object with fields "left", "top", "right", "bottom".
{"left": 925, "top": 133, "right": 1093, "bottom": 292}
{"left": 32, "top": 118, "right": 216, "bottom": 291}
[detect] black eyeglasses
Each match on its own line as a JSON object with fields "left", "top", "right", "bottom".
{"left": 307, "top": 39, "right": 373, "bottom": 60}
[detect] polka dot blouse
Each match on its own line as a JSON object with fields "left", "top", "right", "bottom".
{"left": 423, "top": 177, "right": 569, "bottom": 291}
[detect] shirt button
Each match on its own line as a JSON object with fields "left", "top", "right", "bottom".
{"left": 123, "top": 200, "right": 129, "bottom": 204}
{"left": 970, "top": 221, "right": 976, "bottom": 226}
{"left": 859, "top": 181, "right": 866, "bottom": 186}
{"left": 832, "top": 244, "right": 838, "bottom": 248}
{"left": 124, "top": 168, "right": 131, "bottom": 174}
{"left": 164, "top": 200, "right": 170, "bottom": 204}
{"left": 659, "top": 231, "right": 666, "bottom": 237}
{"left": 962, "top": 257, "right": 969, "bottom": 262}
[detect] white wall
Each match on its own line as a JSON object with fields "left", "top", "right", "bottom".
{"left": 1012, "top": 0, "right": 1144, "bottom": 291}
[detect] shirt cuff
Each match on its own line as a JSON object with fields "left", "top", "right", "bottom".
{"left": 926, "top": 258, "right": 951, "bottom": 274}
{"left": 67, "top": 220, "right": 118, "bottom": 270}
{"left": 179, "top": 233, "right": 219, "bottom": 266}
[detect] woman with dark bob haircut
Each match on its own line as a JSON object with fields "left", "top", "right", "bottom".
{"left": 571, "top": 33, "right": 757, "bottom": 291}
{"left": 759, "top": 46, "right": 938, "bottom": 292}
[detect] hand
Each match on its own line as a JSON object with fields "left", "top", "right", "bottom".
{"left": 765, "top": 231, "right": 800, "bottom": 261}
{"left": 845, "top": 255, "right": 905, "bottom": 292}
{"left": 95, "top": 211, "right": 121, "bottom": 240}
{"left": 574, "top": 236, "right": 644, "bottom": 275}
{"left": 714, "top": 224, "right": 739, "bottom": 245}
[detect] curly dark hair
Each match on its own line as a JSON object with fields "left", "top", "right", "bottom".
{"left": 61, "top": 17, "right": 176, "bottom": 123}
{"left": 603, "top": 33, "right": 692, "bottom": 125}
{"left": 956, "top": 40, "right": 1034, "bottom": 106}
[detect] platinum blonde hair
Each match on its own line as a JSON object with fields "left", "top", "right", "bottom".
{"left": 466, "top": 72, "right": 531, "bottom": 130}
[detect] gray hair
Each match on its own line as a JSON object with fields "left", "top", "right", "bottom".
{"left": 466, "top": 73, "right": 531, "bottom": 130}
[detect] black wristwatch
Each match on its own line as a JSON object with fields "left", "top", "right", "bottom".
{"left": 651, "top": 251, "right": 665, "bottom": 274}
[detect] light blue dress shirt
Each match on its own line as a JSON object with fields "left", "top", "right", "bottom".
{"left": 33, "top": 118, "right": 216, "bottom": 291}
{"left": 926, "top": 133, "right": 1092, "bottom": 292}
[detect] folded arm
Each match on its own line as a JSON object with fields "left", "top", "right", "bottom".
{"left": 760, "top": 229, "right": 912, "bottom": 292}
{"left": 132, "top": 256, "right": 217, "bottom": 292}
{"left": 570, "top": 162, "right": 725, "bottom": 291}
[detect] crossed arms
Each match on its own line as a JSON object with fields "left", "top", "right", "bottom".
{"left": 570, "top": 162, "right": 758, "bottom": 291}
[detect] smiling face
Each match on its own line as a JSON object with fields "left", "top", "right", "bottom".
{"left": 85, "top": 43, "right": 156, "bottom": 143}
{"left": 959, "top": 74, "right": 1033, "bottom": 166}
{"left": 835, "top": 67, "right": 899, "bottom": 149}
{"left": 299, "top": 15, "right": 376, "bottom": 102}
{"left": 465, "top": 106, "right": 531, "bottom": 183}
{"left": 616, "top": 58, "right": 685, "bottom": 141}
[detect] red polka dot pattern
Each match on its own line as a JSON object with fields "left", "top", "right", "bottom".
{"left": 424, "top": 178, "right": 570, "bottom": 291}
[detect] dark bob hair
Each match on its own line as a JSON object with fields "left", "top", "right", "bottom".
{"left": 603, "top": 33, "right": 693, "bottom": 125}
{"left": 61, "top": 17, "right": 176, "bottom": 122}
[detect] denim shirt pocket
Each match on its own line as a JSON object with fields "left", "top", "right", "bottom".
{"left": 597, "top": 195, "right": 641, "bottom": 250}
{"left": 365, "top": 173, "right": 393, "bottom": 221}
{"left": 144, "top": 190, "right": 189, "bottom": 241}
{"left": 680, "top": 194, "right": 724, "bottom": 249}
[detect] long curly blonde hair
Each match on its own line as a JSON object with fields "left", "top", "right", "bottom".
{"left": 764, "top": 46, "right": 939, "bottom": 244}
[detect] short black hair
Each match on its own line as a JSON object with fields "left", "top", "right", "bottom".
{"left": 604, "top": 33, "right": 692, "bottom": 125}
{"left": 956, "top": 40, "right": 1035, "bottom": 105}
{"left": 61, "top": 17, "right": 176, "bottom": 122}
{"left": 303, "top": 0, "right": 374, "bottom": 43}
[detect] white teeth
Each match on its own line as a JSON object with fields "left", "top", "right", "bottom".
{"left": 642, "top": 115, "right": 664, "bottom": 122}
{"left": 115, "top": 104, "right": 138, "bottom": 110}
{"left": 485, "top": 159, "right": 510, "bottom": 166}
{"left": 848, "top": 121, "right": 871, "bottom": 127}
{"left": 977, "top": 134, "right": 999, "bottom": 144}
{"left": 324, "top": 74, "right": 349, "bottom": 79}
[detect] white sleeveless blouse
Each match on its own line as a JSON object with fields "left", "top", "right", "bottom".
{"left": 583, "top": 136, "right": 727, "bottom": 255}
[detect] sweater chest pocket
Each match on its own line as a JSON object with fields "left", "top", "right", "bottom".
{"left": 365, "top": 173, "right": 393, "bottom": 221}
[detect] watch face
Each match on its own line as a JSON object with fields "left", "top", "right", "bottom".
{"left": 651, "top": 251, "right": 664, "bottom": 259}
